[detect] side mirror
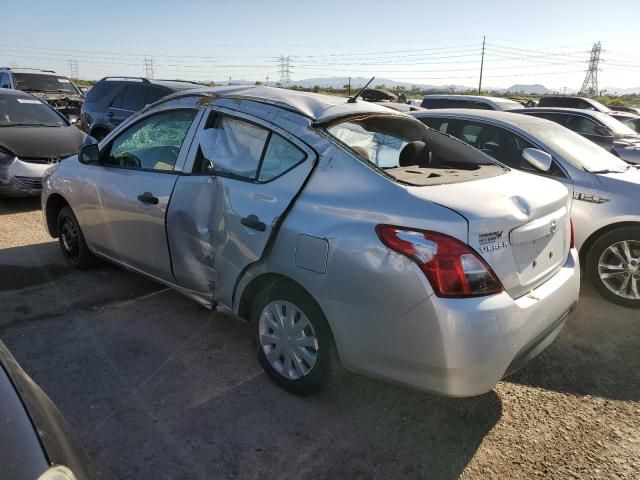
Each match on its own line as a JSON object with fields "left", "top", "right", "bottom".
{"left": 522, "top": 148, "right": 552, "bottom": 172}
{"left": 68, "top": 114, "right": 79, "bottom": 125}
{"left": 79, "top": 143, "right": 100, "bottom": 165}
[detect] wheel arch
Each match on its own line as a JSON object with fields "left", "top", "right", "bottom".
{"left": 579, "top": 221, "right": 640, "bottom": 266}
{"left": 44, "top": 193, "right": 70, "bottom": 237}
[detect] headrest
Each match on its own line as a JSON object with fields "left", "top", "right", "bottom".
{"left": 399, "top": 141, "right": 429, "bottom": 167}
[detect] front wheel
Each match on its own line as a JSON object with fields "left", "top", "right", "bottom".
{"left": 586, "top": 226, "right": 640, "bottom": 308}
{"left": 251, "top": 280, "right": 340, "bottom": 395}
{"left": 57, "top": 206, "right": 94, "bottom": 270}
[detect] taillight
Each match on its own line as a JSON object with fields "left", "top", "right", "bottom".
{"left": 376, "top": 225, "right": 504, "bottom": 298}
{"left": 569, "top": 218, "right": 575, "bottom": 249}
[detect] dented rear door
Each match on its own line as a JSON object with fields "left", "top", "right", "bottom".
{"left": 167, "top": 107, "right": 317, "bottom": 308}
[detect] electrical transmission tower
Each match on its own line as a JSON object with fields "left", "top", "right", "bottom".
{"left": 579, "top": 42, "right": 601, "bottom": 97}
{"left": 144, "top": 58, "right": 155, "bottom": 79}
{"left": 279, "top": 55, "right": 292, "bottom": 87}
{"left": 68, "top": 59, "right": 79, "bottom": 79}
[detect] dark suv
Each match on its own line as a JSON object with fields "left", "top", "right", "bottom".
{"left": 80, "top": 77, "right": 201, "bottom": 141}
{"left": 537, "top": 96, "right": 610, "bottom": 112}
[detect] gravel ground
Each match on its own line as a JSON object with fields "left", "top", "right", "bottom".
{"left": 0, "top": 197, "right": 638, "bottom": 480}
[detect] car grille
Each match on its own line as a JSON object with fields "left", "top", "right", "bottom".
{"left": 14, "top": 176, "right": 43, "bottom": 189}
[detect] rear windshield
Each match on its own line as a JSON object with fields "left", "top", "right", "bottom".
{"left": 325, "top": 115, "right": 505, "bottom": 186}
{"left": 0, "top": 95, "right": 67, "bottom": 127}
{"left": 13, "top": 73, "right": 80, "bottom": 95}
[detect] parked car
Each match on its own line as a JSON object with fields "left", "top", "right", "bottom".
{"left": 607, "top": 105, "right": 640, "bottom": 115}
{"left": 43, "top": 86, "right": 579, "bottom": 397}
{"left": 609, "top": 111, "right": 640, "bottom": 134}
{"left": 537, "top": 96, "right": 611, "bottom": 113}
{"left": 0, "top": 338, "right": 91, "bottom": 480}
{"left": 0, "top": 67, "right": 84, "bottom": 120}
{"left": 421, "top": 94, "right": 523, "bottom": 111}
{"left": 412, "top": 108, "right": 640, "bottom": 308}
{"left": 374, "top": 102, "right": 425, "bottom": 113}
{"left": 80, "top": 76, "right": 201, "bottom": 141}
{"left": 0, "top": 89, "right": 87, "bottom": 196}
{"left": 518, "top": 107, "right": 640, "bottom": 164}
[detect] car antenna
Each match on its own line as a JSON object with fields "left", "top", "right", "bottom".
{"left": 347, "top": 76, "right": 375, "bottom": 103}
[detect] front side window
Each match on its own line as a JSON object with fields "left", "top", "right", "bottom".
{"left": 564, "top": 115, "right": 603, "bottom": 136}
{"left": 195, "top": 113, "right": 307, "bottom": 182}
{"left": 105, "top": 109, "right": 197, "bottom": 171}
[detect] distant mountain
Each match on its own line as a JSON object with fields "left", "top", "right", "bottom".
{"left": 292, "top": 76, "right": 470, "bottom": 92}
{"left": 504, "top": 84, "right": 552, "bottom": 95}
{"left": 602, "top": 86, "right": 640, "bottom": 95}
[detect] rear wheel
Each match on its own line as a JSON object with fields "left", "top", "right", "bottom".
{"left": 586, "top": 226, "right": 640, "bottom": 308}
{"left": 57, "top": 206, "right": 94, "bottom": 270}
{"left": 251, "top": 280, "right": 340, "bottom": 395}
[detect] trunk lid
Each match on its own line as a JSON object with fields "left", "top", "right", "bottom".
{"left": 407, "top": 170, "right": 571, "bottom": 299}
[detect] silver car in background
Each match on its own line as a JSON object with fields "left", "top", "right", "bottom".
{"left": 412, "top": 109, "right": 640, "bottom": 308}
{"left": 42, "top": 86, "right": 579, "bottom": 397}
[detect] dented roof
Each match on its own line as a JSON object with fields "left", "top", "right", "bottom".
{"left": 169, "top": 85, "right": 404, "bottom": 123}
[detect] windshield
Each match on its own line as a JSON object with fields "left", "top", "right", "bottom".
{"left": 529, "top": 122, "right": 629, "bottom": 173}
{"left": 592, "top": 111, "right": 638, "bottom": 137}
{"left": 325, "top": 115, "right": 504, "bottom": 186}
{"left": 13, "top": 73, "right": 80, "bottom": 94}
{"left": 0, "top": 95, "right": 68, "bottom": 127}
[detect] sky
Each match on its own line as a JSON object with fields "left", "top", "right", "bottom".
{"left": 2, "top": 0, "right": 640, "bottom": 92}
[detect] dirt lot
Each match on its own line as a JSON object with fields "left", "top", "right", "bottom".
{"left": 0, "top": 197, "right": 639, "bottom": 480}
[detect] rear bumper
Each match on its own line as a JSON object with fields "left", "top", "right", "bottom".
{"left": 329, "top": 249, "right": 580, "bottom": 397}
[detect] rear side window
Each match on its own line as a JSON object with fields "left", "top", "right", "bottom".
{"left": 120, "top": 85, "right": 148, "bottom": 111}
{"left": 84, "top": 81, "right": 117, "bottom": 102}
{"left": 564, "top": 115, "right": 602, "bottom": 135}
{"left": 421, "top": 118, "right": 449, "bottom": 133}
{"left": 421, "top": 98, "right": 448, "bottom": 109}
{"left": 195, "top": 113, "right": 306, "bottom": 181}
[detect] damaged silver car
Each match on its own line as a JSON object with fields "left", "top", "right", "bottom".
{"left": 42, "top": 86, "right": 579, "bottom": 397}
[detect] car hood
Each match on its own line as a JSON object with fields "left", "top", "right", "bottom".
{"left": 0, "top": 126, "right": 86, "bottom": 159}
{"left": 28, "top": 91, "right": 84, "bottom": 102}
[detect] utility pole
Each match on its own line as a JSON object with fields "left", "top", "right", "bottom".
{"left": 266, "top": 75, "right": 269, "bottom": 86}
{"left": 348, "top": 77, "right": 351, "bottom": 96}
{"left": 478, "top": 36, "right": 485, "bottom": 94}
{"left": 68, "top": 59, "right": 79, "bottom": 80}
{"left": 579, "top": 42, "right": 601, "bottom": 97}
{"left": 143, "top": 58, "right": 154, "bottom": 79}
{"left": 279, "top": 55, "right": 292, "bottom": 88}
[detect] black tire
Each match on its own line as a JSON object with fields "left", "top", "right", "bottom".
{"left": 251, "top": 280, "right": 340, "bottom": 396}
{"left": 57, "top": 206, "right": 94, "bottom": 270}
{"left": 586, "top": 226, "right": 640, "bottom": 309}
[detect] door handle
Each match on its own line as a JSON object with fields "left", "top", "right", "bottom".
{"left": 137, "top": 192, "right": 159, "bottom": 205}
{"left": 241, "top": 214, "right": 266, "bottom": 232}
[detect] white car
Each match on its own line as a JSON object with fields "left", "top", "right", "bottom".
{"left": 413, "top": 109, "right": 640, "bottom": 308}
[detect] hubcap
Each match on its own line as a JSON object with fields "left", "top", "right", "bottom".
{"left": 598, "top": 240, "right": 640, "bottom": 300}
{"left": 60, "top": 217, "right": 79, "bottom": 257}
{"left": 258, "top": 300, "right": 319, "bottom": 380}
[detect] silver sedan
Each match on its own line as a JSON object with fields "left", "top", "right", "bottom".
{"left": 42, "top": 87, "right": 579, "bottom": 396}
{"left": 412, "top": 109, "right": 640, "bottom": 308}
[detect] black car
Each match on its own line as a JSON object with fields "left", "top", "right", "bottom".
{"left": 0, "top": 339, "right": 91, "bottom": 480}
{"left": 0, "top": 89, "right": 87, "bottom": 196}
{"left": 537, "top": 95, "right": 611, "bottom": 112}
{"left": 0, "top": 68, "right": 84, "bottom": 120}
{"left": 81, "top": 76, "right": 201, "bottom": 141}
{"left": 518, "top": 107, "right": 640, "bottom": 164}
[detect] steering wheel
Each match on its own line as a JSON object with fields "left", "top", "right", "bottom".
{"left": 113, "top": 152, "right": 141, "bottom": 168}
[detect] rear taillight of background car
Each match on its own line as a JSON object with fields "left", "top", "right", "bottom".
{"left": 376, "top": 225, "right": 504, "bottom": 298}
